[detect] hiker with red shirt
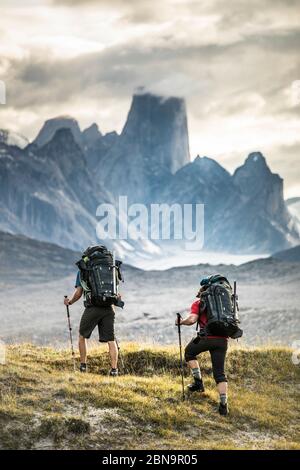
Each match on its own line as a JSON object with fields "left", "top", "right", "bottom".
{"left": 176, "top": 282, "right": 229, "bottom": 416}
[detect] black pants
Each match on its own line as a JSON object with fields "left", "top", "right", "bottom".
{"left": 185, "top": 337, "right": 228, "bottom": 384}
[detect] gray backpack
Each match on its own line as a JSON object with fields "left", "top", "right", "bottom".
{"left": 76, "top": 245, "right": 124, "bottom": 308}
{"left": 200, "top": 275, "right": 243, "bottom": 339}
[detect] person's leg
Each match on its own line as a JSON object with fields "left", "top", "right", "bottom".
{"left": 79, "top": 335, "right": 87, "bottom": 364}
{"left": 188, "top": 359, "right": 202, "bottom": 382}
{"left": 217, "top": 381, "right": 228, "bottom": 411}
{"left": 78, "top": 307, "right": 100, "bottom": 372}
{"left": 209, "top": 339, "right": 228, "bottom": 415}
{"left": 217, "top": 381, "right": 228, "bottom": 396}
{"left": 185, "top": 337, "right": 209, "bottom": 391}
{"left": 108, "top": 340, "right": 118, "bottom": 369}
{"left": 98, "top": 307, "right": 118, "bottom": 375}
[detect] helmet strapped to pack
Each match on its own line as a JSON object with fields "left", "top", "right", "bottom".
{"left": 200, "top": 274, "right": 229, "bottom": 287}
{"left": 76, "top": 245, "right": 124, "bottom": 308}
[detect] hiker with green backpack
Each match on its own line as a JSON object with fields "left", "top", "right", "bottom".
{"left": 64, "top": 245, "right": 124, "bottom": 376}
{"left": 176, "top": 274, "right": 242, "bottom": 416}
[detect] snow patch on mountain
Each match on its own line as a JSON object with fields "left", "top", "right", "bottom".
{"left": 0, "top": 129, "right": 29, "bottom": 149}
{"left": 286, "top": 197, "right": 300, "bottom": 234}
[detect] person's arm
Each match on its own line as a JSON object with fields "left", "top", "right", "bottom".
{"left": 176, "top": 314, "right": 198, "bottom": 326}
{"left": 64, "top": 286, "right": 83, "bottom": 306}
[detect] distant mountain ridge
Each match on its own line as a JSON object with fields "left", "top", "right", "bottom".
{"left": 272, "top": 244, "right": 300, "bottom": 263}
{"left": 0, "top": 230, "right": 80, "bottom": 283}
{"left": 33, "top": 116, "right": 83, "bottom": 148}
{"left": 0, "top": 231, "right": 138, "bottom": 283}
{"left": 0, "top": 91, "right": 299, "bottom": 264}
{"left": 0, "top": 230, "right": 298, "bottom": 285}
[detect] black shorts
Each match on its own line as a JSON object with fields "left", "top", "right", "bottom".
{"left": 79, "top": 305, "right": 115, "bottom": 342}
{"left": 185, "top": 336, "right": 228, "bottom": 384}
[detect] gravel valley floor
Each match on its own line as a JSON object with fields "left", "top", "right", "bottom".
{"left": 1, "top": 258, "right": 299, "bottom": 347}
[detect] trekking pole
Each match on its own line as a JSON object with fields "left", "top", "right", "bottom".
{"left": 233, "top": 281, "right": 240, "bottom": 319}
{"left": 176, "top": 313, "right": 185, "bottom": 401}
{"left": 115, "top": 336, "right": 126, "bottom": 374}
{"left": 233, "top": 281, "right": 237, "bottom": 318}
{"left": 64, "top": 296, "right": 76, "bottom": 372}
{"left": 112, "top": 250, "right": 117, "bottom": 296}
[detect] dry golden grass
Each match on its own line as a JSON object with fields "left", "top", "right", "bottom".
{"left": 0, "top": 343, "right": 299, "bottom": 450}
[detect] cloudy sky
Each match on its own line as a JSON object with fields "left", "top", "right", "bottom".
{"left": 0, "top": 0, "right": 299, "bottom": 197}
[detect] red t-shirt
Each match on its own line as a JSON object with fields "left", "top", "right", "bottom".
{"left": 191, "top": 299, "right": 228, "bottom": 339}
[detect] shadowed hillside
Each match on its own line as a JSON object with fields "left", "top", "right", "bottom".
{"left": 272, "top": 245, "right": 300, "bottom": 263}
{"left": 0, "top": 231, "right": 80, "bottom": 284}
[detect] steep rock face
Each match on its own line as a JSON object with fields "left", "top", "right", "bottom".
{"left": 82, "top": 123, "right": 102, "bottom": 150}
{"left": 121, "top": 92, "right": 190, "bottom": 174}
{"left": 85, "top": 131, "right": 119, "bottom": 171}
{"left": 158, "top": 156, "right": 238, "bottom": 251}
{"left": 286, "top": 197, "right": 300, "bottom": 231}
{"left": 158, "top": 153, "right": 299, "bottom": 253}
{"left": 33, "top": 116, "right": 83, "bottom": 148}
{"left": 0, "top": 131, "right": 109, "bottom": 251}
{"left": 221, "top": 152, "right": 299, "bottom": 252}
{"left": 161, "top": 156, "right": 233, "bottom": 205}
{"left": 233, "top": 152, "right": 289, "bottom": 223}
{"left": 97, "top": 92, "right": 190, "bottom": 204}
{"left": 35, "top": 128, "right": 100, "bottom": 213}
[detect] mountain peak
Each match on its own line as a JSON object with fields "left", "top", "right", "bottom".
{"left": 38, "top": 127, "right": 83, "bottom": 162}
{"left": 234, "top": 151, "right": 274, "bottom": 180}
{"left": 195, "top": 155, "right": 218, "bottom": 165}
{"left": 132, "top": 90, "right": 183, "bottom": 105}
{"left": 34, "top": 116, "right": 82, "bottom": 148}
{"left": 233, "top": 150, "right": 288, "bottom": 228}
{"left": 122, "top": 91, "right": 190, "bottom": 174}
{"left": 83, "top": 122, "right": 99, "bottom": 132}
{"left": 82, "top": 123, "right": 102, "bottom": 148}
{"left": 35, "top": 127, "right": 89, "bottom": 186}
{"left": 192, "top": 155, "right": 231, "bottom": 178}
{"left": 49, "top": 127, "right": 77, "bottom": 145}
{"left": 244, "top": 151, "right": 267, "bottom": 168}
{"left": 51, "top": 114, "right": 77, "bottom": 122}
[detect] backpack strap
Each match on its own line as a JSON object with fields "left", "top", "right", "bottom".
{"left": 196, "top": 299, "right": 207, "bottom": 335}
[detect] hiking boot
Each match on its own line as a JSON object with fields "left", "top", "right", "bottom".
{"left": 187, "top": 378, "right": 205, "bottom": 393}
{"left": 218, "top": 402, "right": 229, "bottom": 416}
{"left": 79, "top": 363, "right": 87, "bottom": 373}
{"left": 109, "top": 368, "right": 118, "bottom": 377}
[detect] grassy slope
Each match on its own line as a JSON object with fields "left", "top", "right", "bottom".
{"left": 0, "top": 344, "right": 299, "bottom": 450}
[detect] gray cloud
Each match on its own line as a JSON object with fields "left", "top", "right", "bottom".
{"left": 5, "top": 23, "right": 300, "bottom": 110}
